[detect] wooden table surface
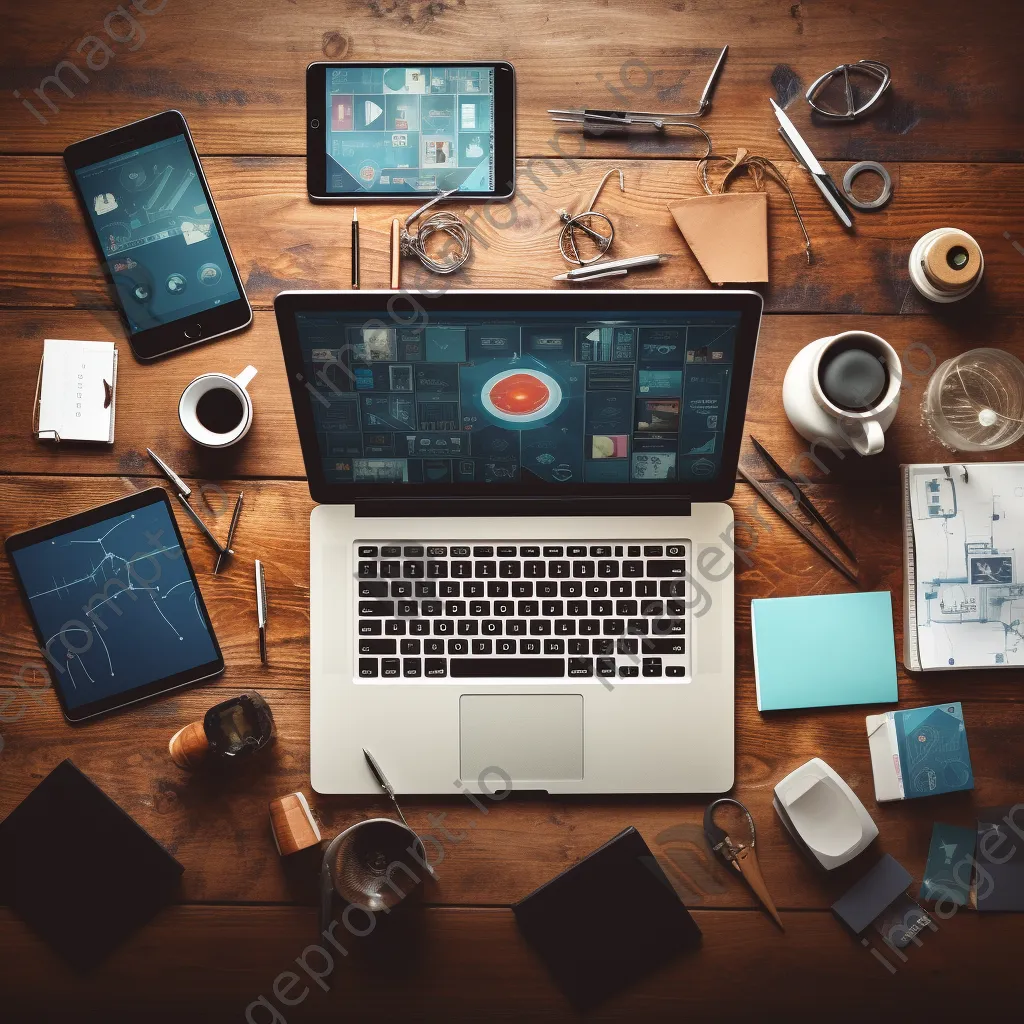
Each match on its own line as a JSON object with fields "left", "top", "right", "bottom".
{"left": 2, "top": 1, "right": 1023, "bottom": 1019}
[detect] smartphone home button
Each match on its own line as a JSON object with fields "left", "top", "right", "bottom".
{"left": 310, "top": 118, "right": 320, "bottom": 129}
{"left": 184, "top": 323, "right": 203, "bottom": 340}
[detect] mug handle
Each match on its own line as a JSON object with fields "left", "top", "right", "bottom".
{"left": 234, "top": 365, "right": 258, "bottom": 390}
{"left": 844, "top": 418, "right": 884, "bottom": 456}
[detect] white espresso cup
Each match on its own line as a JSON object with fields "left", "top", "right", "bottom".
{"left": 178, "top": 365, "right": 258, "bottom": 448}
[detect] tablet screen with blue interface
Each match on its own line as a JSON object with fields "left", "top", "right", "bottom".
{"left": 325, "top": 65, "right": 496, "bottom": 194}
{"left": 294, "top": 310, "right": 740, "bottom": 486}
{"left": 7, "top": 491, "right": 221, "bottom": 718}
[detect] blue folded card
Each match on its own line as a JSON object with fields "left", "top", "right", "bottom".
{"left": 751, "top": 591, "right": 898, "bottom": 711}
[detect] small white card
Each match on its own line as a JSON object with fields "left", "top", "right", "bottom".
{"left": 37, "top": 338, "right": 117, "bottom": 444}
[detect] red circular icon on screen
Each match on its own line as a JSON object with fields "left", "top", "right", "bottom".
{"left": 481, "top": 369, "right": 562, "bottom": 423}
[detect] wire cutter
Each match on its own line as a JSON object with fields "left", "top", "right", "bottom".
{"left": 704, "top": 798, "right": 784, "bottom": 930}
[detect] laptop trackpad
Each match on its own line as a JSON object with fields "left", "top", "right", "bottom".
{"left": 460, "top": 694, "right": 584, "bottom": 784}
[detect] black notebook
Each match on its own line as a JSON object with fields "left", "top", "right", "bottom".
{"left": 513, "top": 826, "right": 702, "bottom": 1009}
{"left": 0, "top": 759, "right": 184, "bottom": 969}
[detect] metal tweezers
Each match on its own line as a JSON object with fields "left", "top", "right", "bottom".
{"left": 549, "top": 45, "right": 727, "bottom": 130}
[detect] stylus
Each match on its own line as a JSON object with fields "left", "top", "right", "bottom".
{"left": 390, "top": 218, "right": 401, "bottom": 289}
{"left": 176, "top": 493, "right": 232, "bottom": 557}
{"left": 213, "top": 492, "right": 244, "bottom": 574}
{"left": 351, "top": 207, "right": 360, "bottom": 290}
{"left": 147, "top": 447, "right": 191, "bottom": 498}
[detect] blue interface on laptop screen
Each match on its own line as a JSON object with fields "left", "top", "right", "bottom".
{"left": 294, "top": 311, "right": 739, "bottom": 486}
{"left": 325, "top": 65, "right": 495, "bottom": 193}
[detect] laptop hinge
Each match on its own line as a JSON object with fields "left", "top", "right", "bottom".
{"left": 355, "top": 497, "right": 693, "bottom": 518}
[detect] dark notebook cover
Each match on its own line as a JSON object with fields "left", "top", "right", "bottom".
{"left": 831, "top": 853, "right": 912, "bottom": 934}
{"left": 0, "top": 759, "right": 184, "bottom": 969}
{"left": 512, "top": 826, "right": 701, "bottom": 1009}
{"left": 976, "top": 807, "right": 1024, "bottom": 911}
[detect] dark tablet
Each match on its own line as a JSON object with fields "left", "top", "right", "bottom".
{"left": 4, "top": 487, "right": 223, "bottom": 722}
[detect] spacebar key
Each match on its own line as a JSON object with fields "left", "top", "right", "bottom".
{"left": 449, "top": 658, "right": 565, "bottom": 677}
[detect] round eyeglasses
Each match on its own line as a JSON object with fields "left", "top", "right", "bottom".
{"left": 805, "top": 59, "right": 891, "bottom": 121}
{"left": 557, "top": 168, "right": 624, "bottom": 266}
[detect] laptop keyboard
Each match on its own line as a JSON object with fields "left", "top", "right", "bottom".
{"left": 354, "top": 541, "right": 688, "bottom": 682}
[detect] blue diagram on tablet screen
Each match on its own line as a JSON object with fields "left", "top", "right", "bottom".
{"left": 9, "top": 501, "right": 217, "bottom": 710}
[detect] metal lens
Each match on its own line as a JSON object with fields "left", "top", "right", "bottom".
{"left": 947, "top": 245, "right": 970, "bottom": 270}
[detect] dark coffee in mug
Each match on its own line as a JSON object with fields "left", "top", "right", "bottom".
{"left": 817, "top": 336, "right": 889, "bottom": 412}
{"left": 195, "top": 387, "right": 245, "bottom": 434}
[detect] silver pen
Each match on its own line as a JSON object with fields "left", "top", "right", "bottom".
{"left": 553, "top": 253, "right": 673, "bottom": 282}
{"left": 255, "top": 559, "right": 268, "bottom": 665}
{"left": 769, "top": 98, "right": 853, "bottom": 229}
{"left": 147, "top": 447, "right": 191, "bottom": 498}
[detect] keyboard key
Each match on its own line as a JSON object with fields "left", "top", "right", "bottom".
{"left": 427, "top": 546, "right": 447, "bottom": 557}
{"left": 520, "top": 546, "right": 540, "bottom": 557}
{"left": 667, "top": 600, "right": 686, "bottom": 617}
{"left": 537, "top": 580, "right": 557, "bottom": 597}
{"left": 604, "top": 619, "right": 625, "bottom": 635}
{"left": 434, "top": 619, "right": 454, "bottom": 634}
{"left": 643, "top": 546, "right": 663, "bottom": 556}
{"left": 667, "top": 665, "right": 686, "bottom": 677}
{"left": 555, "top": 619, "right": 574, "bottom": 635}
{"left": 568, "top": 600, "right": 588, "bottom": 616}
{"left": 628, "top": 545, "right": 642, "bottom": 557}
{"left": 473, "top": 639, "right": 492, "bottom": 655}
{"left": 667, "top": 545, "right": 685, "bottom": 557}
{"left": 385, "top": 620, "right": 406, "bottom": 635}
{"left": 636, "top": 580, "right": 658, "bottom": 597}
{"left": 643, "top": 637, "right": 686, "bottom": 655}
{"left": 427, "top": 561, "right": 449, "bottom": 578}
{"left": 648, "top": 560, "right": 686, "bottom": 577}
{"left": 518, "top": 601, "right": 539, "bottom": 616}
{"left": 525, "top": 561, "right": 546, "bottom": 578}
{"left": 358, "top": 546, "right": 379, "bottom": 558}
{"left": 381, "top": 546, "right": 401, "bottom": 558}
{"left": 440, "top": 581, "right": 460, "bottom": 597}
{"left": 358, "top": 561, "right": 377, "bottom": 578}
{"left": 497, "top": 546, "right": 516, "bottom": 557}
{"left": 597, "top": 657, "right": 616, "bottom": 677}
{"left": 359, "top": 620, "right": 382, "bottom": 635}
{"left": 391, "top": 580, "right": 413, "bottom": 597}
{"left": 659, "top": 580, "right": 686, "bottom": 597}
{"left": 512, "top": 581, "right": 533, "bottom": 597}
{"left": 569, "top": 638, "right": 589, "bottom": 655}
{"left": 494, "top": 600, "right": 514, "bottom": 616}
{"left": 568, "top": 545, "right": 587, "bottom": 557}
{"left": 542, "top": 600, "right": 564, "bottom": 616}
{"left": 358, "top": 658, "right": 378, "bottom": 677}
{"left": 652, "top": 619, "right": 686, "bottom": 635}
{"left": 482, "top": 620, "right": 503, "bottom": 635}
{"left": 401, "top": 639, "right": 421, "bottom": 655}
{"left": 487, "top": 581, "right": 509, "bottom": 597}
{"left": 560, "top": 580, "right": 583, "bottom": 597}
{"left": 447, "top": 639, "right": 468, "bottom": 655}
{"left": 611, "top": 581, "right": 632, "bottom": 597}
{"left": 360, "top": 639, "right": 396, "bottom": 654}
{"left": 616, "top": 600, "right": 638, "bottom": 616}
{"left": 410, "top": 620, "right": 430, "bottom": 635}
{"left": 375, "top": 656, "right": 399, "bottom": 678}
{"left": 457, "top": 620, "right": 478, "bottom": 635}
{"left": 464, "top": 581, "right": 485, "bottom": 597}
{"left": 579, "top": 619, "right": 600, "bottom": 635}
{"left": 543, "top": 546, "right": 563, "bottom": 557}
{"left": 404, "top": 546, "right": 424, "bottom": 557}
{"left": 359, "top": 600, "right": 394, "bottom": 616}
{"left": 617, "top": 638, "right": 639, "bottom": 655}
{"left": 545, "top": 639, "right": 565, "bottom": 654}
{"left": 497, "top": 639, "right": 517, "bottom": 654}
{"left": 573, "top": 561, "right": 596, "bottom": 578}
{"left": 499, "top": 561, "right": 521, "bottom": 578}
{"left": 398, "top": 600, "right": 418, "bottom": 617}
{"left": 623, "top": 560, "right": 644, "bottom": 577}
{"left": 470, "top": 600, "right": 490, "bottom": 616}
{"left": 641, "top": 600, "right": 664, "bottom": 616}
{"left": 425, "top": 658, "right": 447, "bottom": 677}
{"left": 529, "top": 620, "right": 552, "bottom": 635}
{"left": 422, "top": 599, "right": 442, "bottom": 616}
{"left": 359, "top": 581, "right": 388, "bottom": 597}
{"left": 473, "top": 546, "right": 494, "bottom": 557}
{"left": 445, "top": 600, "right": 466, "bottom": 616}
{"left": 380, "top": 561, "right": 401, "bottom": 578}
{"left": 415, "top": 581, "right": 436, "bottom": 597}
{"left": 586, "top": 580, "right": 607, "bottom": 597}
{"left": 550, "top": 561, "right": 570, "bottom": 578}
{"left": 592, "top": 638, "right": 614, "bottom": 655}
{"left": 451, "top": 546, "right": 470, "bottom": 557}
{"left": 568, "top": 657, "right": 594, "bottom": 677}
{"left": 451, "top": 658, "right": 564, "bottom": 677}
{"left": 597, "top": 560, "right": 618, "bottom": 578}
{"left": 591, "top": 600, "right": 612, "bottom": 615}
{"left": 425, "top": 638, "right": 444, "bottom": 655}
{"left": 615, "top": 545, "right": 624, "bottom": 557}
{"left": 627, "top": 619, "right": 649, "bottom": 635}
{"left": 452, "top": 561, "right": 473, "bottom": 577}
{"left": 476, "top": 561, "right": 497, "bottom": 578}
{"left": 506, "top": 619, "right": 527, "bottom": 635}
{"left": 590, "top": 545, "right": 612, "bottom": 557}
{"left": 403, "top": 658, "right": 421, "bottom": 678}
{"left": 643, "top": 658, "right": 663, "bottom": 677}
{"left": 619, "top": 664, "right": 639, "bottom": 677}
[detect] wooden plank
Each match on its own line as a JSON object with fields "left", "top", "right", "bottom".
{"left": 0, "top": 905, "right": 1017, "bottom": 1021}
{"left": 1, "top": 1, "right": 1021, "bottom": 162}
{"left": 3, "top": 475, "right": 1024, "bottom": 908}
{"left": 3, "top": 311, "right": 1024, "bottom": 481}
{"left": 1, "top": 158, "right": 1024, "bottom": 313}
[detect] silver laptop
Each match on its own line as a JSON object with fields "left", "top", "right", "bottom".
{"left": 275, "top": 290, "right": 762, "bottom": 795}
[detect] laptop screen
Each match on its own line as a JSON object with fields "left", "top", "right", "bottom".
{"left": 277, "top": 291, "right": 761, "bottom": 504}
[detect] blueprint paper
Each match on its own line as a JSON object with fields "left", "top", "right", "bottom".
{"left": 908, "top": 463, "right": 1024, "bottom": 669}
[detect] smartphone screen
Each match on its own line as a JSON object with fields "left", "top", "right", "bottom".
{"left": 73, "top": 134, "right": 242, "bottom": 334}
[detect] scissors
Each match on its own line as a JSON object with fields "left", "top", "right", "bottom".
{"left": 704, "top": 798, "right": 784, "bottom": 930}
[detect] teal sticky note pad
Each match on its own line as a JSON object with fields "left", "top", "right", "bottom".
{"left": 751, "top": 591, "right": 898, "bottom": 711}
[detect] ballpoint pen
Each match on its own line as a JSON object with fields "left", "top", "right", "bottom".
{"left": 553, "top": 253, "right": 673, "bottom": 282}
{"left": 351, "top": 207, "right": 360, "bottom": 290}
{"left": 176, "top": 493, "right": 231, "bottom": 557}
{"left": 769, "top": 97, "right": 853, "bottom": 229}
{"left": 148, "top": 447, "right": 233, "bottom": 558}
{"left": 147, "top": 447, "right": 191, "bottom": 497}
{"left": 390, "top": 217, "right": 401, "bottom": 289}
{"left": 255, "top": 559, "right": 268, "bottom": 665}
{"left": 213, "top": 491, "right": 244, "bottom": 574}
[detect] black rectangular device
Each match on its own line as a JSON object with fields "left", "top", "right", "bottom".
{"left": 306, "top": 61, "right": 516, "bottom": 201}
{"left": 5, "top": 487, "right": 224, "bottom": 722}
{"left": 64, "top": 109, "right": 252, "bottom": 361}
{"left": 274, "top": 289, "right": 762, "bottom": 510}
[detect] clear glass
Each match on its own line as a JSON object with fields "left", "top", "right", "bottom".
{"left": 923, "top": 349, "right": 1024, "bottom": 451}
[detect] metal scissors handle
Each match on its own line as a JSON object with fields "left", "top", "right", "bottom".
{"left": 704, "top": 798, "right": 784, "bottom": 930}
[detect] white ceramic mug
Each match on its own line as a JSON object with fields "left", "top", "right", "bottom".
{"left": 178, "top": 365, "right": 257, "bottom": 448}
{"left": 782, "top": 332, "right": 901, "bottom": 456}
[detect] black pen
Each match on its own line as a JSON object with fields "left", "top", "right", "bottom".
{"left": 213, "top": 492, "right": 244, "bottom": 574}
{"left": 351, "top": 207, "right": 360, "bottom": 290}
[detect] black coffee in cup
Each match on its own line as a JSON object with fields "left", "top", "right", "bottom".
{"left": 818, "top": 338, "right": 889, "bottom": 411}
{"left": 195, "top": 387, "right": 245, "bottom": 434}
